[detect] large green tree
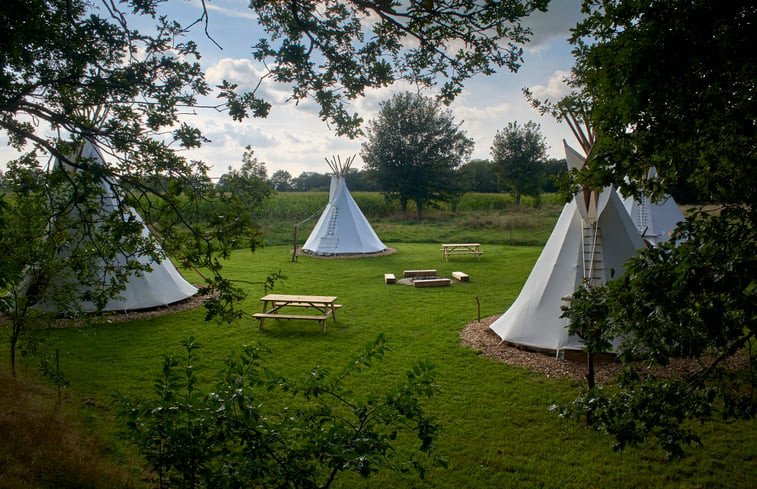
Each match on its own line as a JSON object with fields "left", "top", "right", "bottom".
{"left": 551, "top": 0, "right": 756, "bottom": 457}
{"left": 361, "top": 92, "right": 474, "bottom": 217}
{"left": 490, "top": 121, "right": 548, "bottom": 204}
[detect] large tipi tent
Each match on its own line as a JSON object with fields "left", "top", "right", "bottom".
{"left": 620, "top": 168, "right": 685, "bottom": 245}
{"left": 47, "top": 139, "right": 197, "bottom": 312}
{"left": 489, "top": 141, "right": 645, "bottom": 353}
{"left": 302, "top": 156, "right": 386, "bottom": 256}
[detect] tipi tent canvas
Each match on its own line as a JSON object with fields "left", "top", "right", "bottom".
{"left": 489, "top": 141, "right": 645, "bottom": 352}
{"left": 45, "top": 139, "right": 197, "bottom": 312}
{"left": 620, "top": 169, "right": 685, "bottom": 245}
{"left": 302, "top": 156, "right": 386, "bottom": 256}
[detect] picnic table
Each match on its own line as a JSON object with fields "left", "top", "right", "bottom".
{"left": 253, "top": 294, "right": 341, "bottom": 333}
{"left": 440, "top": 243, "right": 483, "bottom": 261}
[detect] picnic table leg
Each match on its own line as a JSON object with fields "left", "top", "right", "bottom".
{"left": 330, "top": 304, "right": 337, "bottom": 323}
{"left": 259, "top": 301, "right": 269, "bottom": 329}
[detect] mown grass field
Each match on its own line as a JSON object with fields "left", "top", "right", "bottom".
{"left": 3, "top": 193, "right": 755, "bottom": 488}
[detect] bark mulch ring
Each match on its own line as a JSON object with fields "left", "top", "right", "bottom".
{"left": 461, "top": 315, "right": 751, "bottom": 384}
{"left": 460, "top": 315, "right": 621, "bottom": 383}
{"left": 295, "top": 247, "right": 397, "bottom": 259}
{"left": 18, "top": 291, "right": 213, "bottom": 329}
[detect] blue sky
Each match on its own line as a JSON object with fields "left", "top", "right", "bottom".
{"left": 2, "top": 0, "right": 584, "bottom": 178}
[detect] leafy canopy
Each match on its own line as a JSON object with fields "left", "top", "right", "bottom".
{"left": 250, "top": 0, "right": 550, "bottom": 136}
{"left": 361, "top": 92, "right": 473, "bottom": 217}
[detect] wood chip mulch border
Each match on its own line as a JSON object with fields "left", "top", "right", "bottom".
{"left": 295, "top": 247, "right": 397, "bottom": 259}
{"left": 460, "top": 315, "right": 750, "bottom": 384}
{"left": 460, "top": 315, "right": 622, "bottom": 383}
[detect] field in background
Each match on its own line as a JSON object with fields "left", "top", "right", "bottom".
{"left": 258, "top": 192, "right": 566, "bottom": 247}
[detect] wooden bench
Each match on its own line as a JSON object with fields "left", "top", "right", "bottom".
{"left": 273, "top": 302, "right": 342, "bottom": 309}
{"left": 253, "top": 313, "right": 330, "bottom": 333}
{"left": 440, "top": 243, "right": 483, "bottom": 261}
{"left": 414, "top": 278, "right": 451, "bottom": 288}
{"left": 403, "top": 269, "right": 437, "bottom": 277}
{"left": 452, "top": 271, "right": 470, "bottom": 282}
{"left": 384, "top": 273, "right": 396, "bottom": 284}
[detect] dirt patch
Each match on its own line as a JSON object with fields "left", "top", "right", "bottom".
{"left": 13, "top": 291, "right": 212, "bottom": 329}
{"left": 295, "top": 247, "right": 397, "bottom": 258}
{"left": 460, "top": 315, "right": 621, "bottom": 383}
{"left": 97, "top": 292, "right": 210, "bottom": 323}
{"left": 460, "top": 315, "right": 750, "bottom": 383}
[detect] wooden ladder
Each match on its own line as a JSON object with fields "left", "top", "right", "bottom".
{"left": 318, "top": 207, "right": 339, "bottom": 254}
{"left": 582, "top": 221, "right": 604, "bottom": 287}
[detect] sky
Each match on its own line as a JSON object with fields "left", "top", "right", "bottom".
{"left": 2, "top": 0, "right": 584, "bottom": 179}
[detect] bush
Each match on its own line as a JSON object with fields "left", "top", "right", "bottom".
{"left": 117, "top": 335, "right": 444, "bottom": 489}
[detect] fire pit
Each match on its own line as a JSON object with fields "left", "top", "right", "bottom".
{"left": 397, "top": 270, "right": 451, "bottom": 287}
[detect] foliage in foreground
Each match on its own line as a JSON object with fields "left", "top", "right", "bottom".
{"left": 559, "top": 208, "right": 755, "bottom": 457}
{"left": 544, "top": 0, "right": 756, "bottom": 458}
{"left": 116, "top": 335, "right": 443, "bottom": 489}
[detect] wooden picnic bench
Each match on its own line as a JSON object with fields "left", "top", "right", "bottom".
{"left": 403, "top": 269, "right": 437, "bottom": 277}
{"left": 440, "top": 243, "right": 483, "bottom": 261}
{"left": 253, "top": 294, "right": 340, "bottom": 333}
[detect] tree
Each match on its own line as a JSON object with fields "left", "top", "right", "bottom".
{"left": 0, "top": 154, "right": 172, "bottom": 375}
{"left": 490, "top": 121, "right": 548, "bottom": 205}
{"left": 213, "top": 149, "right": 273, "bottom": 244}
{"left": 118, "top": 335, "right": 444, "bottom": 489}
{"left": 291, "top": 172, "right": 331, "bottom": 192}
{"left": 541, "top": 158, "right": 567, "bottom": 193}
{"left": 361, "top": 92, "right": 474, "bottom": 217}
{"left": 270, "top": 170, "right": 293, "bottom": 192}
{"left": 548, "top": 0, "right": 756, "bottom": 457}
{"left": 344, "top": 167, "right": 380, "bottom": 192}
{"left": 217, "top": 146, "right": 269, "bottom": 191}
{"left": 457, "top": 159, "right": 499, "bottom": 193}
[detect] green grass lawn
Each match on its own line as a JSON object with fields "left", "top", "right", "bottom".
{"left": 11, "top": 241, "right": 756, "bottom": 489}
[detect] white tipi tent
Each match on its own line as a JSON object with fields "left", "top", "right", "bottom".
{"left": 48, "top": 139, "right": 197, "bottom": 312}
{"left": 302, "top": 156, "right": 386, "bottom": 256}
{"left": 489, "top": 141, "right": 645, "bottom": 353}
{"left": 620, "top": 168, "right": 685, "bottom": 245}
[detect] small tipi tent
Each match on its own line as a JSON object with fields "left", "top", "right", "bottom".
{"left": 489, "top": 141, "right": 645, "bottom": 353}
{"left": 620, "top": 168, "right": 685, "bottom": 245}
{"left": 47, "top": 139, "right": 197, "bottom": 312}
{"left": 302, "top": 156, "right": 386, "bottom": 256}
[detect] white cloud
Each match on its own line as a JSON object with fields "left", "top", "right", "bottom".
{"left": 528, "top": 69, "right": 572, "bottom": 101}
{"left": 189, "top": 0, "right": 260, "bottom": 21}
{"left": 205, "top": 58, "right": 291, "bottom": 104}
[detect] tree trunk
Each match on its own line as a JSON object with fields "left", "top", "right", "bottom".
{"left": 10, "top": 329, "right": 17, "bottom": 377}
{"left": 586, "top": 352, "right": 595, "bottom": 390}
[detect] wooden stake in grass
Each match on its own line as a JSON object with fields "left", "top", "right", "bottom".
{"left": 292, "top": 224, "right": 298, "bottom": 262}
{"left": 475, "top": 295, "right": 481, "bottom": 322}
